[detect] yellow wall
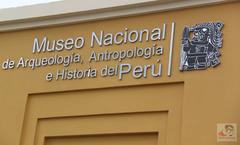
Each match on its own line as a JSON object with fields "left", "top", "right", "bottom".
{"left": 0, "top": 2, "right": 239, "bottom": 145}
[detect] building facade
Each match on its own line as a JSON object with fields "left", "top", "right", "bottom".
{"left": 0, "top": 0, "right": 239, "bottom": 145}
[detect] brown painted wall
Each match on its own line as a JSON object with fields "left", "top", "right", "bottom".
{"left": 0, "top": 2, "right": 239, "bottom": 145}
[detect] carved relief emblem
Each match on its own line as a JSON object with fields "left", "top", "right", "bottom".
{"left": 179, "top": 22, "right": 224, "bottom": 71}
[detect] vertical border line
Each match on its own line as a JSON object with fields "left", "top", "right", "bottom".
{"left": 168, "top": 22, "right": 175, "bottom": 77}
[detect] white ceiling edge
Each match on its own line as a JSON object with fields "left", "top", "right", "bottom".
{"left": 0, "top": 0, "right": 62, "bottom": 9}
{"left": 0, "top": 0, "right": 160, "bottom": 22}
{"left": 0, "top": 0, "right": 236, "bottom": 32}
